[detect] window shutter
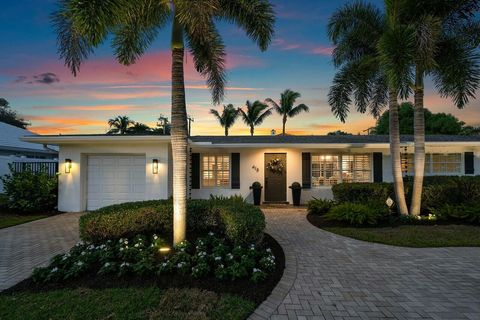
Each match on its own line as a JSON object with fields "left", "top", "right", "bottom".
{"left": 373, "top": 152, "right": 383, "bottom": 182}
{"left": 302, "top": 153, "right": 311, "bottom": 189}
{"left": 465, "top": 152, "right": 474, "bottom": 175}
{"left": 231, "top": 153, "right": 240, "bottom": 189}
{"left": 191, "top": 153, "right": 200, "bottom": 189}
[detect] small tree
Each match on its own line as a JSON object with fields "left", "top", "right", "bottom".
{"left": 238, "top": 100, "right": 272, "bottom": 136}
{"left": 266, "top": 89, "right": 309, "bottom": 135}
{"left": 107, "top": 116, "right": 134, "bottom": 134}
{"left": 210, "top": 104, "right": 240, "bottom": 136}
{"left": 0, "top": 98, "right": 30, "bottom": 129}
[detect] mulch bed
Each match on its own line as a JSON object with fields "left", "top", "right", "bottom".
{"left": 2, "top": 233, "right": 285, "bottom": 306}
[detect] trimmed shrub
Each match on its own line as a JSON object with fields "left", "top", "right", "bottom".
{"left": 331, "top": 183, "right": 394, "bottom": 205}
{"left": 432, "top": 203, "right": 480, "bottom": 224}
{"left": 325, "top": 202, "right": 389, "bottom": 226}
{"left": 79, "top": 198, "right": 265, "bottom": 245}
{"left": 0, "top": 165, "right": 57, "bottom": 213}
{"left": 307, "top": 198, "right": 334, "bottom": 215}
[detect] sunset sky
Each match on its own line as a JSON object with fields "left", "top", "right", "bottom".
{"left": 1, "top": 0, "right": 479, "bottom": 136}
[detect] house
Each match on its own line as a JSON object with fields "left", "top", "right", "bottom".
{"left": 22, "top": 134, "right": 480, "bottom": 212}
{"left": 0, "top": 122, "right": 58, "bottom": 192}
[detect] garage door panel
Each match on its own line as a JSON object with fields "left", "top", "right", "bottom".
{"left": 87, "top": 155, "right": 146, "bottom": 210}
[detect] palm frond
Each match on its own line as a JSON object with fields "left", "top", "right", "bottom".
{"left": 328, "top": 66, "right": 353, "bottom": 123}
{"left": 288, "top": 104, "right": 309, "bottom": 118}
{"left": 219, "top": 0, "right": 275, "bottom": 51}
{"left": 265, "top": 98, "right": 281, "bottom": 115}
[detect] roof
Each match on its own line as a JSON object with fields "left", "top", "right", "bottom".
{"left": 22, "top": 133, "right": 480, "bottom": 147}
{"left": 0, "top": 122, "right": 58, "bottom": 154}
{"left": 190, "top": 135, "right": 480, "bottom": 144}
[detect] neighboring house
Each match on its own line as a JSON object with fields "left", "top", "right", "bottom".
{"left": 0, "top": 122, "right": 58, "bottom": 192}
{"left": 22, "top": 134, "right": 480, "bottom": 212}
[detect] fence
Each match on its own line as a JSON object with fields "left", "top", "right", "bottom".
{"left": 11, "top": 161, "right": 58, "bottom": 177}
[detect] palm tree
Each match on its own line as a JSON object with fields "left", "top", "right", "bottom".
{"left": 396, "top": 1, "right": 480, "bottom": 215}
{"left": 128, "top": 122, "right": 152, "bottom": 135}
{"left": 210, "top": 104, "right": 240, "bottom": 136}
{"left": 327, "top": 1, "right": 410, "bottom": 215}
{"left": 238, "top": 100, "right": 272, "bottom": 136}
{"left": 266, "top": 89, "right": 309, "bottom": 135}
{"left": 52, "top": 0, "right": 275, "bottom": 245}
{"left": 107, "top": 116, "right": 134, "bottom": 134}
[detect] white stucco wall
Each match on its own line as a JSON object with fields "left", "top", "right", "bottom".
{"left": 58, "top": 142, "right": 170, "bottom": 212}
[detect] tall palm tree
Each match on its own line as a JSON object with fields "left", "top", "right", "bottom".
{"left": 210, "top": 104, "right": 240, "bottom": 136}
{"left": 129, "top": 122, "right": 152, "bottom": 134}
{"left": 52, "top": 0, "right": 275, "bottom": 245}
{"left": 238, "top": 100, "right": 272, "bottom": 136}
{"left": 396, "top": 1, "right": 480, "bottom": 215}
{"left": 327, "top": 1, "right": 410, "bottom": 215}
{"left": 266, "top": 89, "right": 309, "bottom": 135}
{"left": 107, "top": 116, "right": 134, "bottom": 134}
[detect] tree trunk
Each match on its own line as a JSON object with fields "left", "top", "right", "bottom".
{"left": 250, "top": 125, "right": 254, "bottom": 136}
{"left": 225, "top": 126, "right": 228, "bottom": 136}
{"left": 171, "top": 18, "right": 187, "bottom": 246}
{"left": 410, "top": 70, "right": 425, "bottom": 216}
{"left": 282, "top": 115, "right": 286, "bottom": 135}
{"left": 389, "top": 89, "right": 409, "bottom": 215}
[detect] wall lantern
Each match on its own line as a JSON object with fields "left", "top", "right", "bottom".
{"left": 152, "top": 159, "right": 159, "bottom": 174}
{"left": 65, "top": 159, "right": 72, "bottom": 174}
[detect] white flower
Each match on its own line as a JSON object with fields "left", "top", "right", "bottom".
{"left": 153, "top": 235, "right": 158, "bottom": 240}
{"left": 81, "top": 251, "right": 86, "bottom": 256}
{"left": 214, "top": 256, "right": 222, "bottom": 261}
{"left": 51, "top": 267, "right": 58, "bottom": 273}
{"left": 134, "top": 244, "right": 139, "bottom": 248}
{"left": 120, "top": 262, "right": 130, "bottom": 267}
{"left": 62, "top": 254, "right": 70, "bottom": 261}
{"left": 120, "top": 247, "right": 124, "bottom": 252}
{"left": 104, "top": 262, "right": 111, "bottom": 267}
{"left": 77, "top": 261, "right": 84, "bottom": 266}
{"left": 124, "top": 240, "right": 128, "bottom": 245}
{"left": 253, "top": 268, "right": 261, "bottom": 273}
{"left": 266, "top": 248, "right": 272, "bottom": 253}
{"left": 208, "top": 232, "right": 214, "bottom": 236}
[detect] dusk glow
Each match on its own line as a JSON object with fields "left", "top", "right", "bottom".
{"left": 1, "top": 0, "right": 478, "bottom": 135}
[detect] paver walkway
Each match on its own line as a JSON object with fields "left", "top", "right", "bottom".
{"left": 0, "top": 213, "right": 82, "bottom": 291}
{"left": 251, "top": 208, "right": 480, "bottom": 320}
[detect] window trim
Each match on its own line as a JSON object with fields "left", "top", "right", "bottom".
{"left": 310, "top": 153, "right": 372, "bottom": 187}
{"left": 200, "top": 153, "right": 231, "bottom": 189}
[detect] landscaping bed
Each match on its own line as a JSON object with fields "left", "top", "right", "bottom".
{"left": 1, "top": 197, "right": 285, "bottom": 319}
{"left": 0, "top": 194, "right": 55, "bottom": 229}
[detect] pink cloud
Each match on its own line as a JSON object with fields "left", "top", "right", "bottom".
{"left": 311, "top": 46, "right": 334, "bottom": 56}
{"left": 31, "top": 104, "right": 154, "bottom": 111}
{"left": 89, "top": 90, "right": 170, "bottom": 100}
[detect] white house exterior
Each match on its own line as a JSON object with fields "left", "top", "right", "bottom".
{"left": 0, "top": 122, "right": 58, "bottom": 192}
{"left": 22, "top": 134, "right": 480, "bottom": 212}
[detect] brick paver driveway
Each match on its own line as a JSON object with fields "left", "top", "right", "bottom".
{"left": 0, "top": 213, "right": 82, "bottom": 291}
{"left": 252, "top": 208, "right": 480, "bottom": 320}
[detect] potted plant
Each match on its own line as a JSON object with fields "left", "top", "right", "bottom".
{"left": 289, "top": 182, "right": 302, "bottom": 206}
{"left": 250, "top": 181, "right": 262, "bottom": 205}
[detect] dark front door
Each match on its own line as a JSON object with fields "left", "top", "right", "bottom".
{"left": 264, "top": 153, "right": 287, "bottom": 202}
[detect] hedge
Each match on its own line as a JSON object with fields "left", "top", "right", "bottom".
{"left": 79, "top": 198, "right": 265, "bottom": 245}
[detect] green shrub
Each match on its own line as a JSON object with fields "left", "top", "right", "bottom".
{"left": 332, "top": 183, "right": 394, "bottom": 205}
{"left": 217, "top": 203, "right": 265, "bottom": 245}
{"left": 307, "top": 198, "right": 334, "bottom": 215}
{"left": 432, "top": 203, "right": 480, "bottom": 224}
{"left": 79, "top": 198, "right": 265, "bottom": 245}
{"left": 0, "top": 165, "right": 57, "bottom": 213}
{"left": 325, "top": 202, "right": 389, "bottom": 226}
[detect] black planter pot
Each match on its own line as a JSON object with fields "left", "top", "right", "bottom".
{"left": 251, "top": 187, "right": 262, "bottom": 206}
{"left": 291, "top": 188, "right": 301, "bottom": 206}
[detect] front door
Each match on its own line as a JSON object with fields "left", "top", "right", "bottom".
{"left": 264, "top": 153, "right": 287, "bottom": 202}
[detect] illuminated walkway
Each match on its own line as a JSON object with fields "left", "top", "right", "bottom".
{"left": 251, "top": 207, "right": 480, "bottom": 320}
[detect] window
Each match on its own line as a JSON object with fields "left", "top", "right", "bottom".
{"left": 202, "top": 154, "right": 230, "bottom": 187}
{"left": 311, "top": 154, "right": 371, "bottom": 187}
{"left": 401, "top": 153, "right": 461, "bottom": 175}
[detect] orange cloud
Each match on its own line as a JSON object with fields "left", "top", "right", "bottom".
{"left": 32, "top": 104, "right": 150, "bottom": 111}
{"left": 89, "top": 91, "right": 170, "bottom": 100}
{"left": 27, "top": 115, "right": 105, "bottom": 127}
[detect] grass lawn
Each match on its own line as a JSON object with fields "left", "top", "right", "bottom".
{"left": 308, "top": 214, "right": 480, "bottom": 247}
{"left": 0, "top": 213, "right": 51, "bottom": 229}
{"left": 0, "top": 287, "right": 254, "bottom": 320}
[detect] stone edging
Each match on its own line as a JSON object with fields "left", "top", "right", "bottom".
{"left": 248, "top": 234, "right": 297, "bottom": 320}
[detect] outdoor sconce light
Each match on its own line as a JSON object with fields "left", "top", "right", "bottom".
{"left": 152, "top": 159, "right": 159, "bottom": 174}
{"left": 65, "top": 159, "right": 72, "bottom": 174}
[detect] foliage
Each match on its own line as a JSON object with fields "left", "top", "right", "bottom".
{"left": 80, "top": 198, "right": 265, "bottom": 245}
{"left": 0, "top": 98, "right": 30, "bottom": 129}
{"left": 290, "top": 182, "right": 301, "bottom": 189}
{"left": 266, "top": 89, "right": 309, "bottom": 134}
{"left": 107, "top": 116, "right": 135, "bottom": 134}
{"left": 251, "top": 181, "right": 262, "bottom": 189}
{"left": 327, "top": 130, "right": 352, "bottom": 136}
{"left": 0, "top": 165, "right": 57, "bottom": 213}
{"left": 372, "top": 102, "right": 477, "bottom": 135}
{"left": 210, "top": 104, "right": 240, "bottom": 136}
{"left": 332, "top": 183, "right": 394, "bottom": 205}
{"left": 239, "top": 100, "right": 272, "bottom": 136}
{"left": 307, "top": 198, "right": 334, "bottom": 215}
{"left": 433, "top": 203, "right": 480, "bottom": 224}
{"left": 31, "top": 232, "right": 275, "bottom": 285}
{"left": 325, "top": 202, "right": 389, "bottom": 226}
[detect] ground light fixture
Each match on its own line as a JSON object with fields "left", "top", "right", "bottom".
{"left": 65, "top": 159, "right": 72, "bottom": 174}
{"left": 152, "top": 159, "right": 159, "bottom": 174}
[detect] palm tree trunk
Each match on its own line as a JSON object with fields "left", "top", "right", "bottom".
{"left": 250, "top": 125, "right": 254, "bottom": 136}
{"left": 171, "top": 17, "right": 187, "bottom": 246}
{"left": 389, "top": 89, "right": 409, "bottom": 215}
{"left": 225, "top": 126, "right": 228, "bottom": 136}
{"left": 282, "top": 115, "right": 286, "bottom": 135}
{"left": 410, "top": 71, "right": 425, "bottom": 216}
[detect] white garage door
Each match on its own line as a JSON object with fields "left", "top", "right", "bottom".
{"left": 87, "top": 155, "right": 146, "bottom": 210}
